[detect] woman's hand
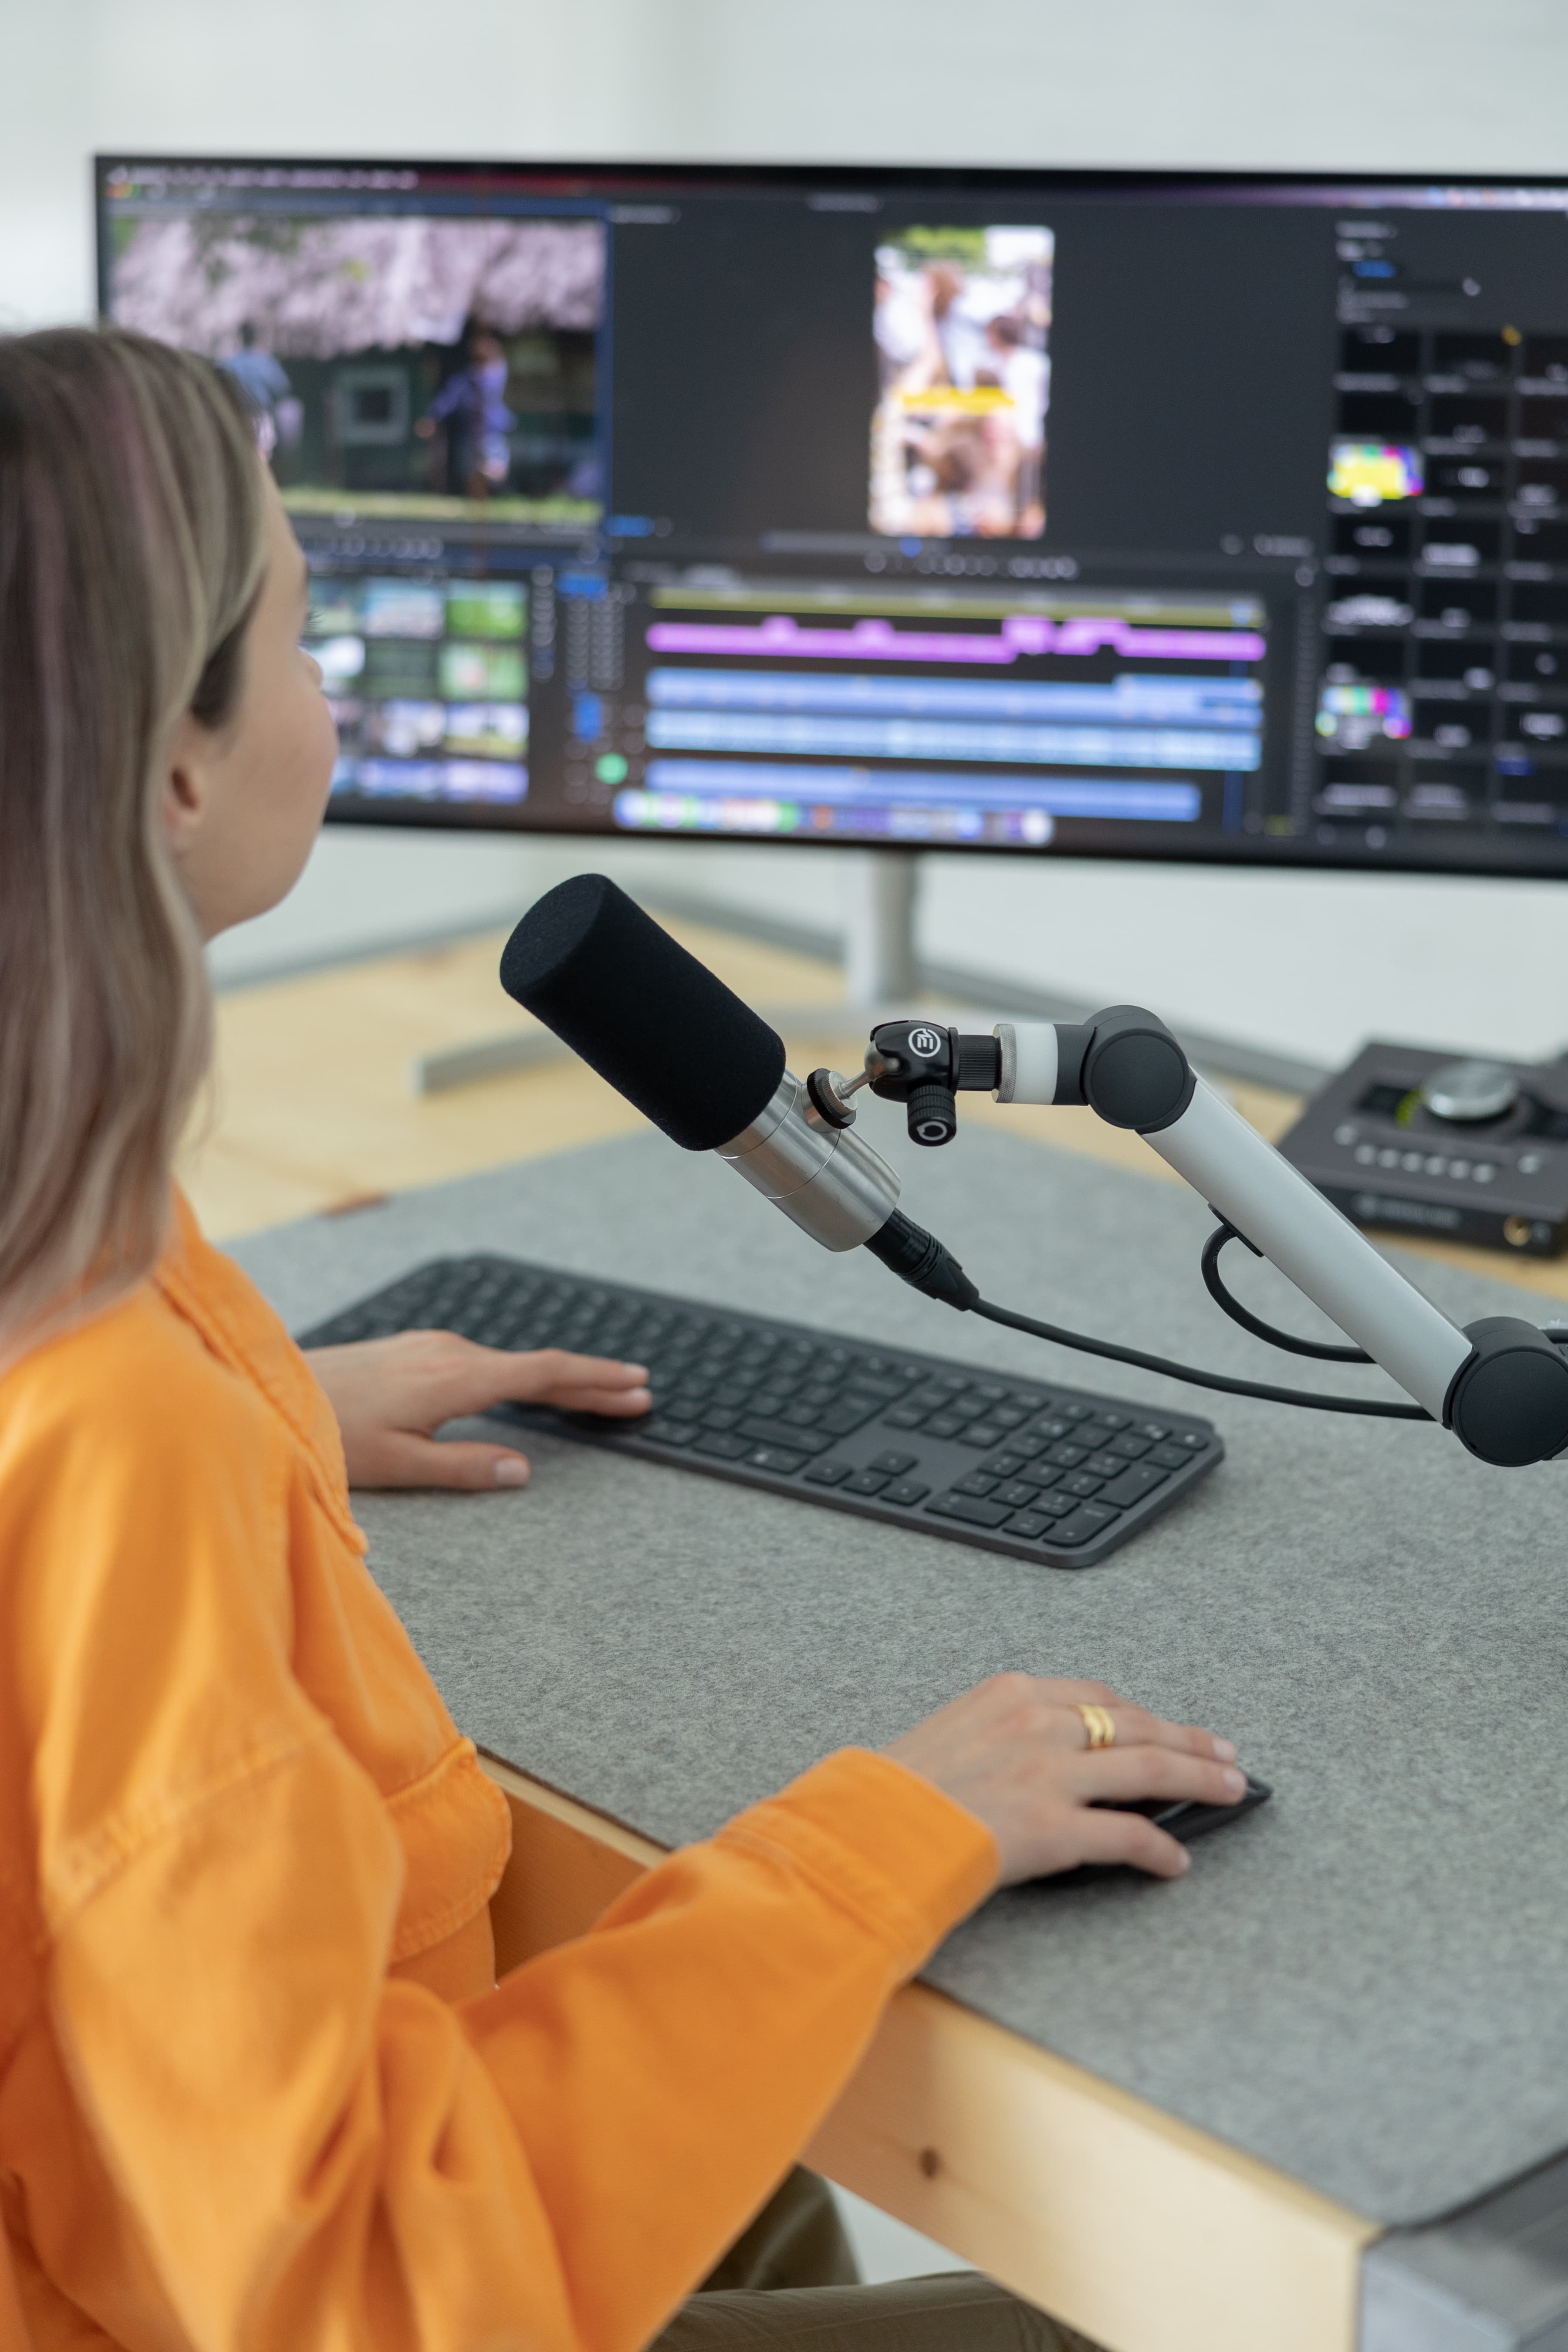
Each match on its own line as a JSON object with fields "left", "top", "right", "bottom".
{"left": 304, "top": 1330, "right": 650, "bottom": 1490}
{"left": 885, "top": 1673, "right": 1244, "bottom": 1885}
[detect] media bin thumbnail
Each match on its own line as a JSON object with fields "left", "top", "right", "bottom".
{"left": 314, "top": 575, "right": 529, "bottom": 811}
{"left": 107, "top": 209, "right": 605, "bottom": 526}
{"left": 870, "top": 225, "right": 1053, "bottom": 541}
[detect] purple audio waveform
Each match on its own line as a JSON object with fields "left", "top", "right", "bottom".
{"left": 645, "top": 612, "right": 1267, "bottom": 666}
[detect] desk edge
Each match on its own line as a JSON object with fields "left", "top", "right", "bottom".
{"left": 480, "top": 1752, "right": 1379, "bottom": 2352}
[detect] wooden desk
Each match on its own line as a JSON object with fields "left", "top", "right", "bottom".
{"left": 482, "top": 1757, "right": 1375, "bottom": 2352}
{"left": 203, "top": 920, "right": 1568, "bottom": 2352}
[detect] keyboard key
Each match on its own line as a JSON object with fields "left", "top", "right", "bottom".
{"left": 703, "top": 1407, "right": 742, "bottom": 1431}
{"left": 1028, "top": 1465, "right": 1063, "bottom": 1491}
{"left": 1172, "top": 1430, "right": 1209, "bottom": 1450}
{"left": 1056, "top": 1403, "right": 1093, "bottom": 1423}
{"left": 1149, "top": 1443, "right": 1196, "bottom": 1469}
{"left": 923, "top": 1413, "right": 968, "bottom": 1438}
{"left": 1049, "top": 1504, "right": 1120, "bottom": 1547}
{"left": 1060, "top": 1472, "right": 1104, "bottom": 1497}
{"left": 959, "top": 1424, "right": 1006, "bottom": 1449}
{"left": 1135, "top": 1422, "right": 1171, "bottom": 1442}
{"left": 696, "top": 1432, "right": 749, "bottom": 1460}
{"left": 1007, "top": 1435, "right": 1047, "bottom": 1460}
{"left": 954, "top": 1470, "right": 999, "bottom": 1496}
{"left": 804, "top": 1460, "right": 852, "bottom": 1485}
{"left": 989, "top": 1406, "right": 1028, "bottom": 1429}
{"left": 643, "top": 1418, "right": 700, "bottom": 1446}
{"left": 884, "top": 1479, "right": 930, "bottom": 1507}
{"left": 1044, "top": 1441, "right": 1088, "bottom": 1468}
{"left": 1098, "top": 1464, "right": 1169, "bottom": 1508}
{"left": 885, "top": 1406, "right": 927, "bottom": 1429}
{"left": 1107, "top": 1432, "right": 1153, "bottom": 1460}
{"left": 747, "top": 1446, "right": 809, "bottom": 1475}
{"left": 844, "top": 1470, "right": 889, "bottom": 1496}
{"left": 994, "top": 1480, "right": 1043, "bottom": 1508}
{"left": 739, "top": 1416, "right": 832, "bottom": 1456}
{"left": 1033, "top": 1491, "right": 1075, "bottom": 1518}
{"left": 1088, "top": 1410, "right": 1129, "bottom": 1432}
{"left": 868, "top": 1450, "right": 918, "bottom": 1475}
{"left": 1085, "top": 1451, "right": 1128, "bottom": 1479}
{"left": 819, "top": 1398, "right": 882, "bottom": 1436}
{"left": 973, "top": 1382, "right": 1007, "bottom": 1403}
{"left": 1007, "top": 1510, "right": 1054, "bottom": 1538}
{"left": 780, "top": 1404, "right": 823, "bottom": 1429}
{"left": 926, "top": 1490, "right": 1014, "bottom": 1529}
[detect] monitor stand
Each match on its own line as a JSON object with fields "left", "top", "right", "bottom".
{"left": 409, "top": 849, "right": 930, "bottom": 1095}
{"left": 843, "top": 849, "right": 920, "bottom": 1009}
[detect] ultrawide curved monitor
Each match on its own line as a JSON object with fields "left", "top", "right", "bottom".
{"left": 98, "top": 155, "right": 1568, "bottom": 876}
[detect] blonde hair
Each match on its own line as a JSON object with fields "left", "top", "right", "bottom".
{"left": 0, "top": 328, "right": 266, "bottom": 1350}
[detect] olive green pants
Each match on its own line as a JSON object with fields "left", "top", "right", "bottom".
{"left": 654, "top": 2171, "right": 1097, "bottom": 2352}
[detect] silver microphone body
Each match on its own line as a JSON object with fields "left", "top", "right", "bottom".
{"left": 716, "top": 1071, "right": 900, "bottom": 1251}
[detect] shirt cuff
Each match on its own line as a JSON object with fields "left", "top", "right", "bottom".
{"left": 711, "top": 1747, "right": 1000, "bottom": 1979}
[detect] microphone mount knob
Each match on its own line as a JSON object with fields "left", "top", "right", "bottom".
{"left": 907, "top": 1083, "right": 959, "bottom": 1147}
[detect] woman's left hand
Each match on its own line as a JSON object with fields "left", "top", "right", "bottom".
{"left": 304, "top": 1331, "right": 651, "bottom": 1490}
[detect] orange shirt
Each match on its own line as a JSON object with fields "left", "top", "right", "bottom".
{"left": 0, "top": 1195, "right": 997, "bottom": 2352}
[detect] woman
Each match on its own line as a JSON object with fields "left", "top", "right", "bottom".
{"left": 415, "top": 323, "right": 516, "bottom": 502}
{"left": 0, "top": 328, "right": 1245, "bottom": 2352}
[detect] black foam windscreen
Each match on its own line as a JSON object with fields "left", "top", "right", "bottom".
{"left": 498, "top": 874, "right": 787, "bottom": 1151}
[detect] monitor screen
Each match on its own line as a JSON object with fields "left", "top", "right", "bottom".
{"left": 97, "top": 156, "right": 1568, "bottom": 876}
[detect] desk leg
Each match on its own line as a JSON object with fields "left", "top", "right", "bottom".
{"left": 482, "top": 1755, "right": 1378, "bottom": 2352}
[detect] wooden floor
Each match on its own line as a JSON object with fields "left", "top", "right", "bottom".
{"left": 184, "top": 916, "right": 1568, "bottom": 1309}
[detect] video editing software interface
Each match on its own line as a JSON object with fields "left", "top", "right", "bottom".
{"left": 98, "top": 158, "right": 1568, "bottom": 875}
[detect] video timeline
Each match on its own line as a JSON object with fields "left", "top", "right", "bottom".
{"left": 600, "top": 585, "right": 1267, "bottom": 846}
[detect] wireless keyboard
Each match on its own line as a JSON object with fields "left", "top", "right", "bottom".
{"left": 297, "top": 1254, "right": 1223, "bottom": 1568}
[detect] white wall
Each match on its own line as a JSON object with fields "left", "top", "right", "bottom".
{"left": 9, "top": 0, "right": 1568, "bottom": 1069}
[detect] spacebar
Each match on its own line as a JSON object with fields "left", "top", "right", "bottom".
{"left": 738, "top": 1416, "right": 832, "bottom": 1455}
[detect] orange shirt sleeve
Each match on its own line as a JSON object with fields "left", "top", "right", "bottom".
{"left": 5, "top": 1305, "right": 997, "bottom": 2352}
{"left": 0, "top": 2230, "right": 31, "bottom": 2352}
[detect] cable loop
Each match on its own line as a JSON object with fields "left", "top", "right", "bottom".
{"left": 1200, "top": 1221, "right": 1371, "bottom": 1364}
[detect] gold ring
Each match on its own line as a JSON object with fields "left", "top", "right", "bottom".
{"left": 1075, "top": 1703, "right": 1116, "bottom": 1750}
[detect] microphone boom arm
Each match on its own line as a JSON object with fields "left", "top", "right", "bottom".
{"left": 839, "top": 1007, "right": 1568, "bottom": 1469}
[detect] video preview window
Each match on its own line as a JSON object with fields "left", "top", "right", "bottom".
{"left": 107, "top": 209, "right": 606, "bottom": 527}
{"left": 871, "top": 225, "right": 1053, "bottom": 541}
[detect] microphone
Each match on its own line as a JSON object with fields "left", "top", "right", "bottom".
{"left": 498, "top": 875, "right": 903, "bottom": 1253}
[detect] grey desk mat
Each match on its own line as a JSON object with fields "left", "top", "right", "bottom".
{"left": 231, "top": 1125, "right": 1568, "bottom": 2228}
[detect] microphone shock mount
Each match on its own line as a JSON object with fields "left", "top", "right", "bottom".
{"left": 858, "top": 1021, "right": 1003, "bottom": 1148}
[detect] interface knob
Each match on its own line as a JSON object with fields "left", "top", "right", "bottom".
{"left": 1419, "top": 1059, "right": 1519, "bottom": 1125}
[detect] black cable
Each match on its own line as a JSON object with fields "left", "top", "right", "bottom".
{"left": 1200, "top": 1221, "right": 1371, "bottom": 1364}
{"left": 968, "top": 1294, "right": 1434, "bottom": 1419}
{"left": 871, "top": 1209, "right": 1433, "bottom": 1419}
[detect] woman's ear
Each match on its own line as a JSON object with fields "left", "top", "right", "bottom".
{"left": 161, "top": 714, "right": 212, "bottom": 860}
